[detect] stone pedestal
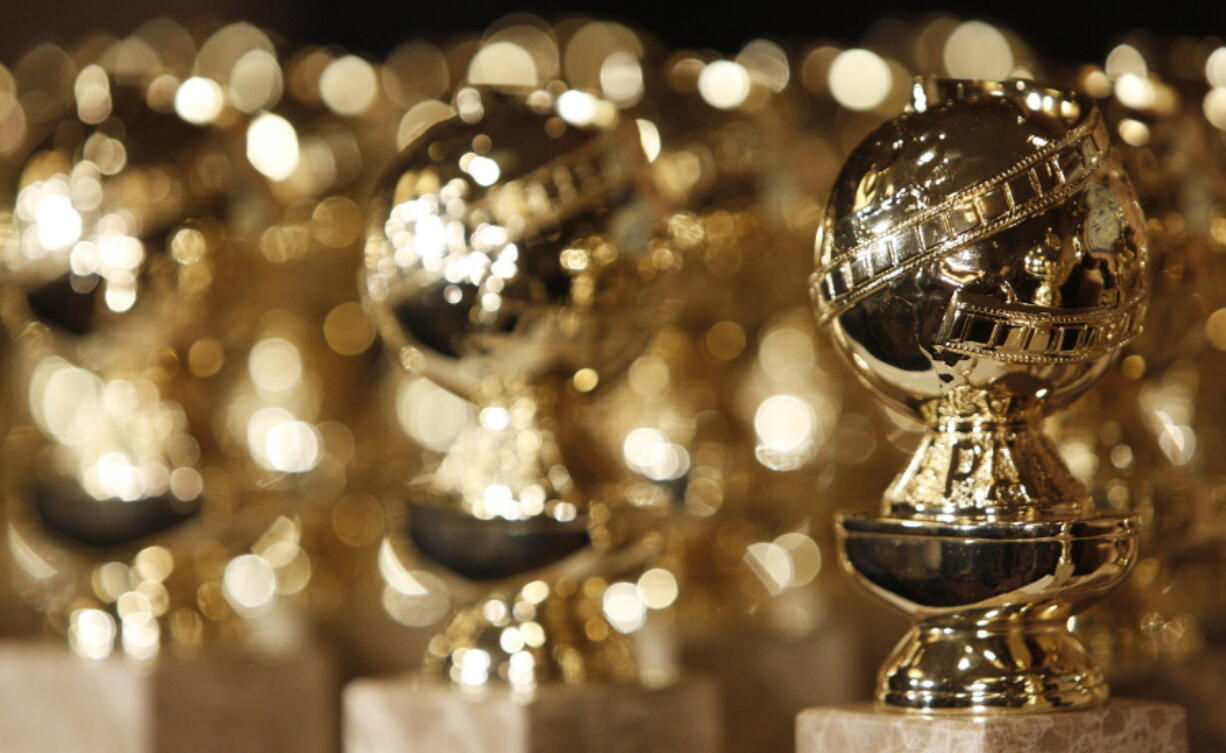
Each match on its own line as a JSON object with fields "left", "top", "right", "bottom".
{"left": 0, "top": 639, "right": 338, "bottom": 753}
{"left": 343, "top": 674, "right": 721, "bottom": 753}
{"left": 796, "top": 699, "right": 1187, "bottom": 753}
{"left": 0, "top": 642, "right": 148, "bottom": 753}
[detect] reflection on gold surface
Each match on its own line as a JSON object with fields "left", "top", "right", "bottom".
{"left": 0, "top": 18, "right": 390, "bottom": 663}
{"left": 175, "top": 77, "right": 225, "bottom": 124}
{"left": 0, "top": 14, "right": 1224, "bottom": 748}
{"left": 817, "top": 78, "right": 1148, "bottom": 713}
{"left": 1044, "top": 36, "right": 1226, "bottom": 748}
{"left": 698, "top": 61, "right": 752, "bottom": 111}
{"left": 320, "top": 56, "right": 379, "bottom": 116}
{"left": 247, "top": 113, "right": 300, "bottom": 181}
{"left": 361, "top": 76, "right": 685, "bottom": 688}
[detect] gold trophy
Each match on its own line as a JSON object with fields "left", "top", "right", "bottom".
{"left": 0, "top": 24, "right": 358, "bottom": 655}
{"left": 0, "top": 69, "right": 234, "bottom": 649}
{"left": 812, "top": 78, "right": 1149, "bottom": 712}
{"left": 0, "top": 26, "right": 374, "bottom": 750}
{"left": 362, "top": 85, "right": 675, "bottom": 689}
{"left": 1061, "top": 49, "right": 1226, "bottom": 751}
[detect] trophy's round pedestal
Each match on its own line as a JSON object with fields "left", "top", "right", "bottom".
{"left": 0, "top": 638, "right": 338, "bottom": 753}
{"left": 795, "top": 700, "right": 1187, "bottom": 753}
{"left": 343, "top": 673, "right": 721, "bottom": 753}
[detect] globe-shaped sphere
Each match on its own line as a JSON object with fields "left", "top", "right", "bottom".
{"left": 3, "top": 94, "right": 225, "bottom": 338}
{"left": 364, "top": 88, "right": 660, "bottom": 400}
{"left": 813, "top": 80, "right": 1148, "bottom": 422}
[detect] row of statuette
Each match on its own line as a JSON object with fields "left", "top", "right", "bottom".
{"left": 0, "top": 12, "right": 1224, "bottom": 753}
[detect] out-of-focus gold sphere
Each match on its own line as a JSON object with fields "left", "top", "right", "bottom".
{"left": 814, "top": 79, "right": 1149, "bottom": 424}
{"left": 363, "top": 86, "right": 658, "bottom": 401}
{"left": 361, "top": 84, "right": 664, "bottom": 581}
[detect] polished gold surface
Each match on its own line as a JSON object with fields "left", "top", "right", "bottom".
{"left": 0, "top": 54, "right": 248, "bottom": 656}
{"left": 4, "top": 12, "right": 1226, "bottom": 750}
{"left": 815, "top": 78, "right": 1149, "bottom": 713}
{"left": 0, "top": 21, "right": 390, "bottom": 660}
{"left": 362, "top": 82, "right": 679, "bottom": 688}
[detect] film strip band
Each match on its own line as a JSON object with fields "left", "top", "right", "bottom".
{"left": 812, "top": 106, "right": 1109, "bottom": 323}
{"left": 481, "top": 122, "right": 642, "bottom": 237}
{"left": 933, "top": 289, "right": 1146, "bottom": 365}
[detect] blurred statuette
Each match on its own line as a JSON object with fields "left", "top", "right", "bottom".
{"left": 350, "top": 78, "right": 717, "bottom": 752}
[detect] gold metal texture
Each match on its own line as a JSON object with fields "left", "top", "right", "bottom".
{"left": 0, "top": 62, "right": 247, "bottom": 650}
{"left": 0, "top": 23, "right": 385, "bottom": 657}
{"left": 814, "top": 78, "right": 1150, "bottom": 713}
{"left": 364, "top": 87, "right": 658, "bottom": 402}
{"left": 363, "top": 85, "right": 675, "bottom": 688}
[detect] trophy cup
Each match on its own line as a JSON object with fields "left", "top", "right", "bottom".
{"left": 796, "top": 79, "right": 1186, "bottom": 752}
{"left": 346, "top": 84, "right": 719, "bottom": 753}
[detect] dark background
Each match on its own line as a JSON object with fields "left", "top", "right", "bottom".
{"left": 3, "top": 0, "right": 1225, "bottom": 62}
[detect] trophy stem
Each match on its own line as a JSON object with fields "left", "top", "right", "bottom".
{"left": 423, "top": 578, "right": 640, "bottom": 689}
{"left": 886, "top": 416, "right": 1090, "bottom": 522}
{"left": 880, "top": 613, "right": 1108, "bottom": 713}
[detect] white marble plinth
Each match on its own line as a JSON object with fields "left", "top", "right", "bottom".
{"left": 343, "top": 674, "right": 721, "bottom": 753}
{"left": 796, "top": 699, "right": 1187, "bottom": 753}
{"left": 0, "top": 642, "right": 149, "bottom": 753}
{"left": 0, "top": 639, "right": 337, "bottom": 753}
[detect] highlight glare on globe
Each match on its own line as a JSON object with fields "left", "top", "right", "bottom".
{"left": 363, "top": 86, "right": 658, "bottom": 401}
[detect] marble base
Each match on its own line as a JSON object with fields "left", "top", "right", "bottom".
{"left": 343, "top": 673, "right": 721, "bottom": 753}
{"left": 796, "top": 700, "right": 1187, "bottom": 753}
{"left": 0, "top": 642, "right": 147, "bottom": 753}
{"left": 0, "top": 639, "right": 337, "bottom": 753}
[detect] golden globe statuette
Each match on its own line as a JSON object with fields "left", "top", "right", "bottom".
{"left": 348, "top": 86, "right": 718, "bottom": 753}
{"left": 0, "top": 39, "right": 340, "bottom": 752}
{"left": 0, "top": 71, "right": 231, "bottom": 641}
{"left": 798, "top": 77, "right": 1184, "bottom": 753}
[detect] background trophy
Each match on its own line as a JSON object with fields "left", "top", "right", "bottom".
{"left": 0, "top": 29, "right": 350, "bottom": 751}
{"left": 798, "top": 78, "right": 1187, "bottom": 752}
{"left": 346, "top": 82, "right": 720, "bottom": 752}
{"left": 1057, "top": 42, "right": 1226, "bottom": 751}
{"left": 616, "top": 56, "right": 885, "bottom": 753}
